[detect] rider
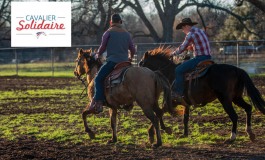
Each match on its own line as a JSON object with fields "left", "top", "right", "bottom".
{"left": 171, "top": 18, "right": 212, "bottom": 102}
{"left": 87, "top": 13, "right": 136, "bottom": 114}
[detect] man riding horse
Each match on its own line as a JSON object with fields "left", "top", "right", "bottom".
{"left": 87, "top": 13, "right": 136, "bottom": 114}
{"left": 171, "top": 18, "right": 212, "bottom": 102}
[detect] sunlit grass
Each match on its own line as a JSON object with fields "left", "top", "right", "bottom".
{"left": 0, "top": 76, "right": 265, "bottom": 147}
{"left": 0, "top": 62, "right": 75, "bottom": 77}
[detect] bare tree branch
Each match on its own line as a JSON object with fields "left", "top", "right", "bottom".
{"left": 122, "top": 0, "right": 161, "bottom": 42}
{"left": 235, "top": 0, "right": 265, "bottom": 12}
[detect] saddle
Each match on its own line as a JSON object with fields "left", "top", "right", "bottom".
{"left": 184, "top": 60, "right": 215, "bottom": 106}
{"left": 104, "top": 61, "right": 132, "bottom": 88}
{"left": 185, "top": 60, "right": 215, "bottom": 81}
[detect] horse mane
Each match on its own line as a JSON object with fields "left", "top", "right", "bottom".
{"left": 146, "top": 46, "right": 175, "bottom": 60}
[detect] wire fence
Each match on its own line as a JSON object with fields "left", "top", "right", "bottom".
{"left": 0, "top": 40, "right": 265, "bottom": 77}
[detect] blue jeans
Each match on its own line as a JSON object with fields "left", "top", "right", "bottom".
{"left": 94, "top": 61, "right": 117, "bottom": 101}
{"left": 173, "top": 55, "right": 211, "bottom": 95}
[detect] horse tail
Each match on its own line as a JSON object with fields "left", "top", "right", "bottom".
{"left": 240, "top": 69, "right": 265, "bottom": 114}
{"left": 154, "top": 71, "right": 176, "bottom": 116}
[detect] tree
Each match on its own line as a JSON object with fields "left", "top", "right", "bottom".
{"left": 0, "top": 0, "right": 11, "bottom": 47}
{"left": 121, "top": 0, "right": 255, "bottom": 43}
{"left": 235, "top": 0, "right": 265, "bottom": 13}
{"left": 72, "top": 0, "right": 127, "bottom": 44}
{"left": 216, "top": 1, "right": 264, "bottom": 42}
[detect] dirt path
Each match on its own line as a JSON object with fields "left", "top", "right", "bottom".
{"left": 0, "top": 76, "right": 265, "bottom": 160}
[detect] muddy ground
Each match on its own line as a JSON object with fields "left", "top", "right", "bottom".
{"left": 0, "top": 76, "right": 265, "bottom": 160}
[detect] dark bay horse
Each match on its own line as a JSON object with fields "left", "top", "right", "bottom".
{"left": 74, "top": 49, "right": 174, "bottom": 147}
{"left": 139, "top": 47, "right": 265, "bottom": 143}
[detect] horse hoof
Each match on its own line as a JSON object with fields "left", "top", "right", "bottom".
{"left": 107, "top": 139, "right": 117, "bottom": 144}
{"left": 179, "top": 134, "right": 188, "bottom": 138}
{"left": 249, "top": 133, "right": 256, "bottom": 142}
{"left": 88, "top": 132, "right": 95, "bottom": 139}
{"left": 149, "top": 137, "right": 155, "bottom": 144}
{"left": 165, "top": 127, "right": 173, "bottom": 135}
{"left": 224, "top": 139, "right": 235, "bottom": 144}
{"left": 152, "top": 143, "right": 161, "bottom": 148}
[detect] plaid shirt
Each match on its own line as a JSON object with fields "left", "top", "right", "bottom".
{"left": 174, "top": 26, "right": 211, "bottom": 57}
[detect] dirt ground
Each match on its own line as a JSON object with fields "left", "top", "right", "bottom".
{"left": 0, "top": 76, "right": 265, "bottom": 160}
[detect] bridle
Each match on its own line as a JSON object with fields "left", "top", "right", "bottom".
{"left": 74, "top": 52, "right": 102, "bottom": 99}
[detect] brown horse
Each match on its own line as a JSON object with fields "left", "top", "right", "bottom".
{"left": 139, "top": 47, "right": 265, "bottom": 143}
{"left": 74, "top": 48, "right": 174, "bottom": 147}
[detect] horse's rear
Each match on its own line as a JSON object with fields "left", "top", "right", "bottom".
{"left": 190, "top": 63, "right": 265, "bottom": 142}
{"left": 104, "top": 66, "right": 172, "bottom": 147}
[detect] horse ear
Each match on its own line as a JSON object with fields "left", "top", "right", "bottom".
{"left": 80, "top": 48, "right": 84, "bottom": 54}
{"left": 88, "top": 48, "right": 92, "bottom": 54}
{"left": 143, "top": 51, "right": 149, "bottom": 59}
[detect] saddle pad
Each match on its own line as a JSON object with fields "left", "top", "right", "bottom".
{"left": 104, "top": 61, "right": 132, "bottom": 88}
{"left": 185, "top": 60, "right": 215, "bottom": 81}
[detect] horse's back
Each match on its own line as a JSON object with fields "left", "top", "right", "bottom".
{"left": 124, "top": 67, "right": 157, "bottom": 99}
{"left": 208, "top": 64, "right": 240, "bottom": 81}
{"left": 188, "top": 63, "right": 243, "bottom": 104}
{"left": 207, "top": 63, "right": 243, "bottom": 95}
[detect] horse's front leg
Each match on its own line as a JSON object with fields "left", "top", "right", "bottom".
{"left": 82, "top": 103, "right": 95, "bottom": 139}
{"left": 107, "top": 108, "right": 117, "bottom": 144}
{"left": 181, "top": 105, "right": 190, "bottom": 138}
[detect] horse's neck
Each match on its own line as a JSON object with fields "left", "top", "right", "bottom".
{"left": 161, "top": 62, "right": 177, "bottom": 84}
{"left": 86, "top": 66, "right": 98, "bottom": 100}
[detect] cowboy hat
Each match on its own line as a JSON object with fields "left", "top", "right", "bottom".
{"left": 176, "top": 18, "right": 198, "bottom": 30}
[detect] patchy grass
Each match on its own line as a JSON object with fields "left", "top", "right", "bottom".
{"left": 0, "top": 77, "right": 265, "bottom": 148}
{"left": 0, "top": 62, "right": 75, "bottom": 77}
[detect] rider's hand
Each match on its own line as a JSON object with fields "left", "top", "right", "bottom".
{"left": 187, "top": 45, "right": 193, "bottom": 51}
{"left": 94, "top": 53, "right": 99, "bottom": 60}
{"left": 170, "top": 51, "right": 176, "bottom": 58}
{"left": 128, "top": 57, "right": 133, "bottom": 62}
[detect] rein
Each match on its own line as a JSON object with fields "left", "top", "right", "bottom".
{"left": 75, "top": 53, "right": 102, "bottom": 99}
{"left": 78, "top": 76, "right": 88, "bottom": 99}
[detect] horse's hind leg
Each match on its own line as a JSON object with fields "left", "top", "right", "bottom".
{"left": 107, "top": 108, "right": 118, "bottom": 144}
{"left": 219, "top": 98, "right": 238, "bottom": 143}
{"left": 233, "top": 97, "right": 255, "bottom": 141}
{"left": 180, "top": 105, "right": 190, "bottom": 138}
{"left": 82, "top": 105, "right": 95, "bottom": 139}
{"left": 142, "top": 107, "right": 162, "bottom": 148}
{"left": 153, "top": 103, "right": 172, "bottom": 135}
{"left": 148, "top": 125, "right": 155, "bottom": 144}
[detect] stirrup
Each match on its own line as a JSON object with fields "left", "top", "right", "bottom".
{"left": 87, "top": 100, "right": 103, "bottom": 114}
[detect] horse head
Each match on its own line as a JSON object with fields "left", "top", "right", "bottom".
{"left": 139, "top": 47, "right": 175, "bottom": 70}
{"left": 74, "top": 48, "right": 100, "bottom": 79}
{"left": 139, "top": 47, "right": 178, "bottom": 83}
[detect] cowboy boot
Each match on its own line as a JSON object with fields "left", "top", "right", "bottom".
{"left": 171, "top": 92, "right": 188, "bottom": 106}
{"left": 123, "top": 103, "right": 134, "bottom": 111}
{"left": 171, "top": 92, "right": 184, "bottom": 103}
{"left": 87, "top": 99, "right": 103, "bottom": 114}
{"left": 94, "top": 101, "right": 103, "bottom": 114}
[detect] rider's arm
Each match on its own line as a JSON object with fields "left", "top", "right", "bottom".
{"left": 128, "top": 35, "right": 136, "bottom": 59}
{"left": 97, "top": 31, "right": 110, "bottom": 56}
{"left": 173, "top": 33, "right": 192, "bottom": 55}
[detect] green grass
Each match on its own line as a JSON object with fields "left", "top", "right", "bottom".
{"left": 0, "top": 76, "right": 265, "bottom": 147}
{"left": 0, "top": 62, "right": 75, "bottom": 77}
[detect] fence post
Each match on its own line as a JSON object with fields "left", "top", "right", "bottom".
{"left": 133, "top": 45, "right": 138, "bottom": 66}
{"left": 15, "top": 49, "right": 18, "bottom": 76}
{"left": 51, "top": 48, "right": 54, "bottom": 77}
{"left": 236, "top": 41, "right": 239, "bottom": 67}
